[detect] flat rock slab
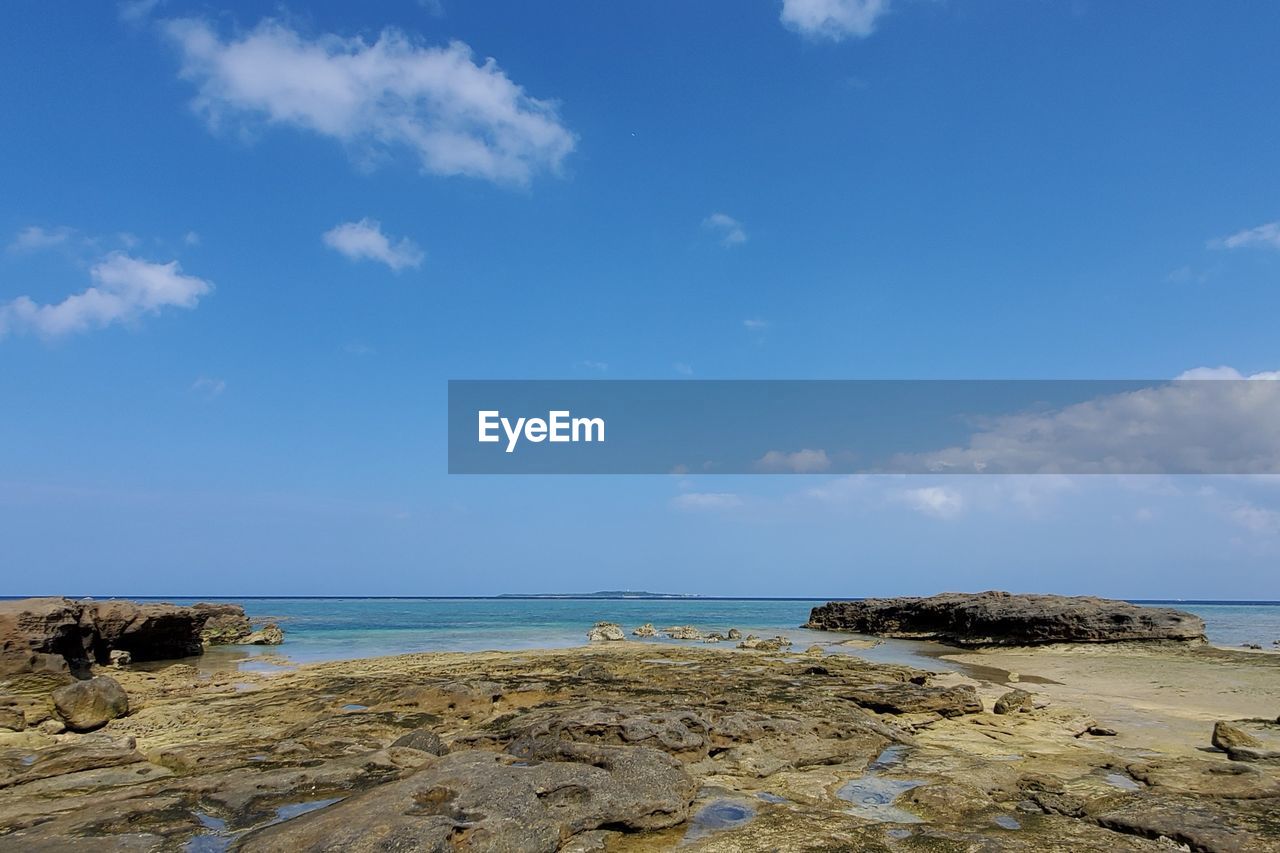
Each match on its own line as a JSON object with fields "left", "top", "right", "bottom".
{"left": 238, "top": 742, "right": 696, "bottom": 853}
{"left": 806, "top": 591, "right": 1205, "bottom": 647}
{"left": 841, "top": 683, "right": 982, "bottom": 717}
{"left": 1092, "top": 791, "right": 1280, "bottom": 853}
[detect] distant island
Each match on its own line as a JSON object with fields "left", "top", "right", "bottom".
{"left": 495, "top": 590, "right": 702, "bottom": 600}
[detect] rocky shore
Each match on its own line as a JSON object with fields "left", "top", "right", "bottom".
{"left": 0, "top": 597, "right": 1277, "bottom": 850}
{"left": 0, "top": 598, "right": 283, "bottom": 680}
{"left": 805, "top": 591, "right": 1207, "bottom": 647}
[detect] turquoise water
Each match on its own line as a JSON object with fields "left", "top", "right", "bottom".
{"left": 158, "top": 598, "right": 1280, "bottom": 665}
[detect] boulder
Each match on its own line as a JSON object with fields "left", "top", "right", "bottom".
{"left": 88, "top": 599, "right": 210, "bottom": 660}
{"left": 587, "top": 622, "right": 625, "bottom": 642}
{"left": 1212, "top": 719, "right": 1280, "bottom": 762}
{"left": 805, "top": 591, "right": 1205, "bottom": 647}
{"left": 841, "top": 683, "right": 982, "bottom": 717}
{"left": 727, "top": 628, "right": 742, "bottom": 640}
{"left": 237, "top": 743, "right": 695, "bottom": 852}
{"left": 108, "top": 649, "right": 131, "bottom": 668}
{"left": 51, "top": 676, "right": 129, "bottom": 732}
{"left": 993, "top": 689, "right": 1035, "bottom": 715}
{"left": 632, "top": 623, "right": 657, "bottom": 637}
{"left": 663, "top": 625, "right": 703, "bottom": 640}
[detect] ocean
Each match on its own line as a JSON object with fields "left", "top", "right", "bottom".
{"left": 153, "top": 598, "right": 1280, "bottom": 669}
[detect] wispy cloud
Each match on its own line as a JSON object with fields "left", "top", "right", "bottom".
{"left": 9, "top": 226, "right": 75, "bottom": 253}
{"left": 323, "top": 219, "right": 424, "bottom": 272}
{"left": 119, "top": 0, "right": 164, "bottom": 23}
{"left": 703, "top": 212, "right": 747, "bottom": 247}
{"left": 1227, "top": 501, "right": 1280, "bottom": 535}
{"left": 0, "top": 253, "right": 212, "bottom": 340}
{"left": 757, "top": 448, "right": 831, "bottom": 473}
{"left": 1176, "top": 366, "right": 1280, "bottom": 380}
{"left": 164, "top": 18, "right": 576, "bottom": 186}
{"left": 578, "top": 360, "right": 609, "bottom": 372}
{"left": 743, "top": 318, "right": 769, "bottom": 332}
{"left": 191, "top": 376, "right": 226, "bottom": 398}
{"left": 780, "top": 0, "right": 889, "bottom": 42}
{"left": 897, "top": 485, "right": 965, "bottom": 519}
{"left": 671, "top": 492, "right": 743, "bottom": 511}
{"left": 673, "top": 362, "right": 694, "bottom": 376}
{"left": 1211, "top": 221, "right": 1280, "bottom": 251}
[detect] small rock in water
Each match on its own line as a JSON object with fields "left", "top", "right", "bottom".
{"left": 587, "top": 622, "right": 625, "bottom": 642}
{"left": 242, "top": 624, "right": 285, "bottom": 645}
{"left": 1243, "top": 643, "right": 1263, "bottom": 650}
{"left": 663, "top": 625, "right": 703, "bottom": 640}
{"left": 1084, "top": 725, "right": 1118, "bottom": 737}
{"left": 631, "top": 623, "right": 656, "bottom": 637}
{"left": 727, "top": 628, "right": 742, "bottom": 640}
{"left": 738, "top": 635, "right": 792, "bottom": 652}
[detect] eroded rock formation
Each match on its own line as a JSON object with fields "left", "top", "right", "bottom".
{"left": 806, "top": 591, "right": 1206, "bottom": 647}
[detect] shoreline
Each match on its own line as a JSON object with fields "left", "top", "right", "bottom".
{"left": 5, "top": 637, "right": 1280, "bottom": 849}
{"left": 4, "top": 595, "right": 1280, "bottom": 850}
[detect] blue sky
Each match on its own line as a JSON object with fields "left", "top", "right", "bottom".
{"left": 2, "top": 1, "right": 1279, "bottom": 597}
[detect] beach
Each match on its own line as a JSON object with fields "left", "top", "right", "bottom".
{"left": 2, "top": 595, "right": 1278, "bottom": 851}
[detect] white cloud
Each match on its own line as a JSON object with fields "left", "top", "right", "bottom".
{"left": 743, "top": 318, "right": 769, "bottom": 331}
{"left": 674, "top": 362, "right": 694, "bottom": 376}
{"left": 191, "top": 376, "right": 226, "bottom": 398}
{"left": 1212, "top": 221, "right": 1280, "bottom": 251}
{"left": 1177, "top": 366, "right": 1280, "bottom": 381}
{"left": 0, "top": 253, "right": 212, "bottom": 340}
{"left": 578, "top": 360, "right": 609, "bottom": 372}
{"left": 9, "top": 226, "right": 75, "bottom": 252}
{"left": 183, "top": 230, "right": 201, "bottom": 246}
{"left": 703, "top": 212, "right": 747, "bottom": 247}
{"left": 897, "top": 485, "right": 965, "bottom": 519}
{"left": 671, "top": 492, "right": 743, "bottom": 511}
{"left": 119, "top": 0, "right": 163, "bottom": 23}
{"left": 1227, "top": 502, "right": 1280, "bottom": 535}
{"left": 323, "top": 219, "right": 424, "bottom": 271}
{"left": 757, "top": 448, "right": 832, "bottom": 473}
{"left": 890, "top": 371, "right": 1280, "bottom": 474}
{"left": 780, "top": 0, "right": 889, "bottom": 41}
{"left": 165, "top": 18, "right": 576, "bottom": 185}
